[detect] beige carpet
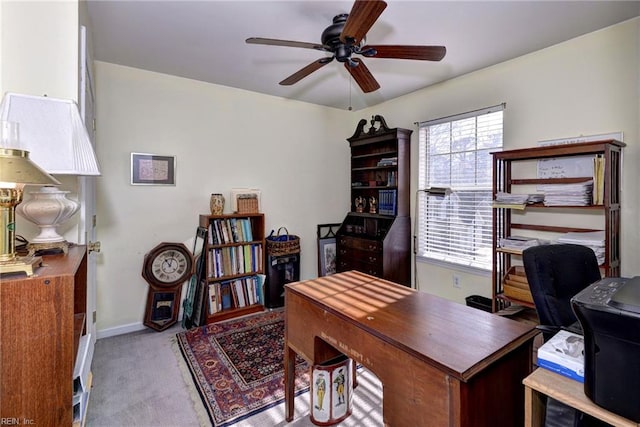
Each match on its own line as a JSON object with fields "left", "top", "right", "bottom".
{"left": 87, "top": 322, "right": 383, "bottom": 426}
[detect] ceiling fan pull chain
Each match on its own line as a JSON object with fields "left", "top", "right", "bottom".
{"left": 348, "top": 75, "right": 353, "bottom": 111}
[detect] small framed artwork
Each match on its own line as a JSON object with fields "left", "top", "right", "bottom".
{"left": 131, "top": 152, "right": 176, "bottom": 185}
{"left": 317, "top": 223, "right": 341, "bottom": 277}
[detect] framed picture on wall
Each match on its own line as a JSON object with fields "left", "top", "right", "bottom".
{"left": 131, "top": 152, "right": 176, "bottom": 185}
{"left": 317, "top": 223, "right": 341, "bottom": 277}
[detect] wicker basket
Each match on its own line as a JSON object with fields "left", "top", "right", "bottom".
{"left": 266, "top": 227, "right": 300, "bottom": 256}
{"left": 237, "top": 195, "right": 259, "bottom": 213}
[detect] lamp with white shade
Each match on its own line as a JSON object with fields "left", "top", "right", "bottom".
{"left": 0, "top": 92, "right": 101, "bottom": 255}
{"left": 0, "top": 121, "right": 61, "bottom": 275}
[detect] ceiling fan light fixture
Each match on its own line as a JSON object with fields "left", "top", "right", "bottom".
{"left": 321, "top": 14, "right": 349, "bottom": 46}
{"left": 335, "top": 45, "right": 351, "bottom": 62}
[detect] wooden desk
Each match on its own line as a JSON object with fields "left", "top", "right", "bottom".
{"left": 284, "top": 271, "right": 538, "bottom": 426}
{"left": 524, "top": 368, "right": 640, "bottom": 427}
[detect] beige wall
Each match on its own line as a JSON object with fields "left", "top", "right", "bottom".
{"left": 94, "top": 62, "right": 352, "bottom": 333}
{"left": 0, "top": 0, "right": 79, "bottom": 99}
{"left": 1, "top": 3, "right": 637, "bottom": 334}
{"left": 362, "top": 18, "right": 640, "bottom": 304}
{"left": 0, "top": 0, "right": 83, "bottom": 242}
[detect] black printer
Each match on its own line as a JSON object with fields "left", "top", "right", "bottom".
{"left": 571, "top": 276, "right": 640, "bottom": 422}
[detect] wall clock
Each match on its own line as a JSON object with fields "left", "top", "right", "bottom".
{"left": 142, "top": 242, "right": 193, "bottom": 288}
{"left": 142, "top": 242, "right": 194, "bottom": 331}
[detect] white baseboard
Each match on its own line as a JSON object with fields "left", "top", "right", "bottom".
{"left": 97, "top": 322, "right": 146, "bottom": 339}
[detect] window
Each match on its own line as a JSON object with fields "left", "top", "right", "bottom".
{"left": 417, "top": 105, "right": 504, "bottom": 271}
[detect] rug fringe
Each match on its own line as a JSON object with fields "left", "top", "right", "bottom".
{"left": 170, "top": 335, "right": 212, "bottom": 427}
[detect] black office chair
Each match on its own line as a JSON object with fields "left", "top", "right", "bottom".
{"left": 523, "top": 243, "right": 602, "bottom": 341}
{"left": 523, "top": 243, "right": 608, "bottom": 427}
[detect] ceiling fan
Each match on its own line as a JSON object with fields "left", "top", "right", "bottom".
{"left": 246, "top": 0, "right": 446, "bottom": 93}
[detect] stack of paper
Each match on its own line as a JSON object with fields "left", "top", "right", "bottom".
{"left": 495, "top": 192, "right": 529, "bottom": 204}
{"left": 557, "top": 230, "right": 605, "bottom": 264}
{"left": 527, "top": 194, "right": 545, "bottom": 203}
{"left": 493, "top": 192, "right": 544, "bottom": 209}
{"left": 537, "top": 329, "right": 585, "bottom": 382}
{"left": 499, "top": 236, "right": 549, "bottom": 252}
{"left": 540, "top": 180, "right": 593, "bottom": 206}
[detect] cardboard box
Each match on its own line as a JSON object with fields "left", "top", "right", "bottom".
{"left": 537, "top": 329, "right": 585, "bottom": 382}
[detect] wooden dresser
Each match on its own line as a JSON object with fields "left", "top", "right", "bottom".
{"left": 1, "top": 246, "right": 88, "bottom": 425}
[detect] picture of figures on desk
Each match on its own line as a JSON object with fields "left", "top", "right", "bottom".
{"left": 310, "top": 355, "right": 353, "bottom": 425}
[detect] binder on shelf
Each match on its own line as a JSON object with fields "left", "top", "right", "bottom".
{"left": 73, "top": 333, "right": 93, "bottom": 394}
{"left": 256, "top": 274, "right": 265, "bottom": 304}
{"left": 72, "top": 372, "right": 92, "bottom": 424}
{"left": 593, "top": 154, "right": 605, "bottom": 205}
{"left": 208, "top": 283, "right": 218, "bottom": 314}
{"left": 220, "top": 282, "right": 232, "bottom": 310}
{"left": 378, "top": 189, "right": 397, "bottom": 215}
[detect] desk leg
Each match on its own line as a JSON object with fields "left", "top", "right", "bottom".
{"left": 525, "top": 385, "right": 544, "bottom": 427}
{"left": 284, "top": 344, "right": 296, "bottom": 422}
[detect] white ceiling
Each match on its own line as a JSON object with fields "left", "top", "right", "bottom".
{"left": 86, "top": 1, "right": 640, "bottom": 111}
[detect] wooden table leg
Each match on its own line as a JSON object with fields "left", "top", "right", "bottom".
{"left": 525, "top": 384, "right": 544, "bottom": 427}
{"left": 284, "top": 344, "right": 296, "bottom": 422}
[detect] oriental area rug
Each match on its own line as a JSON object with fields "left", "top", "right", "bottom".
{"left": 176, "top": 309, "right": 309, "bottom": 427}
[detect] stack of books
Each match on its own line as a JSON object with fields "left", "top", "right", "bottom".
{"left": 377, "top": 157, "right": 397, "bottom": 167}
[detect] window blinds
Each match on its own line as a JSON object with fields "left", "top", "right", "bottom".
{"left": 417, "top": 104, "right": 504, "bottom": 270}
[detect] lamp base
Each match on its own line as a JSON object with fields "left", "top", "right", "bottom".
{"left": 27, "top": 241, "right": 69, "bottom": 256}
{"left": 0, "top": 255, "right": 43, "bottom": 277}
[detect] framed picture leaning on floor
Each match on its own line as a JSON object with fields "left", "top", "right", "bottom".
{"left": 317, "top": 223, "right": 340, "bottom": 277}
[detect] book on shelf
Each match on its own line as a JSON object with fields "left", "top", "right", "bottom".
{"left": 256, "top": 274, "right": 265, "bottom": 305}
{"left": 233, "top": 280, "right": 247, "bottom": 307}
{"left": 207, "top": 218, "right": 255, "bottom": 245}
{"left": 220, "top": 282, "right": 232, "bottom": 310}
{"left": 378, "top": 189, "right": 397, "bottom": 215}
{"left": 593, "top": 154, "right": 605, "bottom": 205}
{"left": 209, "top": 276, "right": 263, "bottom": 314}
{"left": 208, "top": 283, "right": 218, "bottom": 314}
{"left": 207, "top": 244, "right": 262, "bottom": 278}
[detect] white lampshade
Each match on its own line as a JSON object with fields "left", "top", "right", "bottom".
{"left": 0, "top": 92, "right": 100, "bottom": 175}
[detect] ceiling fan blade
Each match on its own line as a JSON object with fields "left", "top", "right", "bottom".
{"left": 340, "top": 0, "right": 387, "bottom": 44}
{"left": 280, "top": 58, "right": 333, "bottom": 86}
{"left": 344, "top": 59, "right": 380, "bottom": 93}
{"left": 246, "top": 37, "right": 326, "bottom": 51}
{"left": 363, "top": 45, "right": 446, "bottom": 61}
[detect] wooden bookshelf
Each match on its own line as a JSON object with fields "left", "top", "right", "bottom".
{"left": 198, "top": 213, "right": 265, "bottom": 323}
{"left": 491, "top": 140, "right": 625, "bottom": 312}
